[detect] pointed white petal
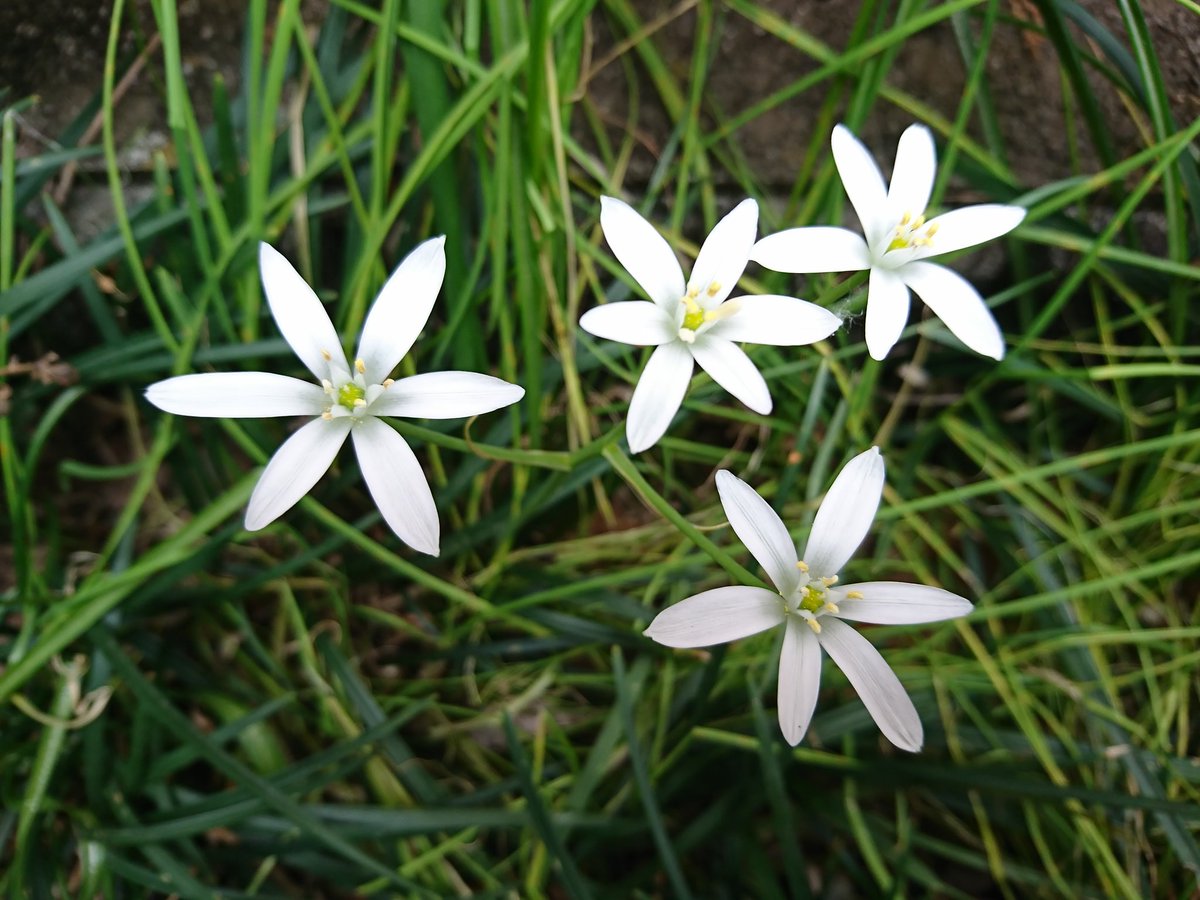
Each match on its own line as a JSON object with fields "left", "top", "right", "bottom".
{"left": 579, "top": 301, "right": 676, "bottom": 346}
{"left": 351, "top": 417, "right": 440, "bottom": 555}
{"left": 915, "top": 204, "right": 1025, "bottom": 259}
{"left": 864, "top": 266, "right": 911, "bottom": 361}
{"left": 900, "top": 261, "right": 1005, "bottom": 360}
{"left": 706, "top": 295, "right": 842, "bottom": 346}
{"left": 831, "top": 124, "right": 890, "bottom": 246}
{"left": 715, "top": 470, "right": 800, "bottom": 596}
{"left": 749, "top": 227, "right": 871, "bottom": 274}
{"left": 834, "top": 582, "right": 973, "bottom": 624}
{"left": 146, "top": 372, "right": 327, "bottom": 418}
{"left": 369, "top": 371, "right": 524, "bottom": 419}
{"left": 886, "top": 125, "right": 937, "bottom": 222}
{"left": 689, "top": 198, "right": 757, "bottom": 307}
{"left": 625, "top": 341, "right": 693, "bottom": 454}
{"left": 777, "top": 618, "right": 823, "bottom": 746}
{"left": 802, "top": 446, "right": 884, "bottom": 578}
{"left": 689, "top": 336, "right": 771, "bottom": 415}
{"left": 244, "top": 416, "right": 350, "bottom": 530}
{"left": 356, "top": 236, "right": 446, "bottom": 384}
{"left": 644, "top": 585, "right": 784, "bottom": 648}
{"left": 816, "top": 617, "right": 923, "bottom": 752}
{"left": 259, "top": 243, "right": 346, "bottom": 381}
{"left": 600, "top": 196, "right": 686, "bottom": 312}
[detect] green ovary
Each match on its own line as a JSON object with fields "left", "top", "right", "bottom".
{"left": 681, "top": 308, "right": 705, "bottom": 331}
{"left": 337, "top": 382, "right": 365, "bottom": 409}
{"left": 798, "top": 585, "right": 825, "bottom": 614}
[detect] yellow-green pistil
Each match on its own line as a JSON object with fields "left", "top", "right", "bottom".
{"left": 337, "top": 382, "right": 365, "bottom": 409}
{"left": 677, "top": 281, "right": 738, "bottom": 343}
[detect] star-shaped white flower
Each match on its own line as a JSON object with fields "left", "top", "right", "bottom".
{"left": 146, "top": 238, "right": 524, "bottom": 555}
{"left": 581, "top": 196, "right": 841, "bottom": 453}
{"left": 644, "top": 447, "right": 972, "bottom": 750}
{"left": 751, "top": 124, "right": 1025, "bottom": 361}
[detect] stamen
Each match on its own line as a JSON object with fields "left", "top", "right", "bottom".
{"left": 821, "top": 575, "right": 838, "bottom": 586}
{"left": 383, "top": 378, "right": 394, "bottom": 388}
{"left": 805, "top": 617, "right": 822, "bottom": 634}
{"left": 926, "top": 222, "right": 939, "bottom": 237}
{"left": 899, "top": 211, "right": 911, "bottom": 225}
{"left": 321, "top": 379, "right": 335, "bottom": 394}
{"left": 823, "top": 601, "right": 840, "bottom": 614}
{"left": 355, "top": 358, "right": 366, "bottom": 374}
{"left": 321, "top": 410, "right": 333, "bottom": 420}
{"left": 353, "top": 398, "right": 367, "bottom": 408}
{"left": 795, "top": 561, "right": 809, "bottom": 572}
{"left": 706, "top": 281, "right": 722, "bottom": 298}
{"left": 677, "top": 328, "right": 697, "bottom": 344}
{"left": 704, "top": 299, "right": 741, "bottom": 324}
{"left": 846, "top": 590, "right": 864, "bottom": 600}
{"left": 321, "top": 349, "right": 332, "bottom": 361}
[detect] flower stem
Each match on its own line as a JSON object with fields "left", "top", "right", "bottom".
{"left": 602, "top": 444, "right": 762, "bottom": 587}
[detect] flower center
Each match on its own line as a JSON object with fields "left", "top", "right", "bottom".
{"left": 677, "top": 282, "right": 739, "bottom": 344}
{"left": 337, "top": 382, "right": 365, "bottom": 409}
{"left": 885, "top": 210, "right": 938, "bottom": 254}
{"left": 319, "top": 354, "right": 394, "bottom": 420}
{"left": 789, "top": 562, "right": 843, "bottom": 633}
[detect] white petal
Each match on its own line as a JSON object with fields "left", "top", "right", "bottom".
{"left": 369, "top": 371, "right": 524, "bottom": 419}
{"left": 915, "top": 204, "right": 1025, "bottom": 259}
{"left": 749, "top": 227, "right": 871, "bottom": 274}
{"left": 688, "top": 198, "right": 757, "bottom": 307}
{"left": 831, "top": 124, "right": 890, "bottom": 246}
{"left": 689, "top": 336, "right": 771, "bottom": 415}
{"left": 777, "top": 618, "right": 823, "bottom": 746}
{"left": 886, "top": 124, "right": 937, "bottom": 222}
{"left": 146, "top": 372, "right": 327, "bottom": 418}
{"left": 600, "top": 196, "right": 686, "bottom": 311}
{"left": 864, "top": 267, "right": 911, "bottom": 361}
{"left": 802, "top": 446, "right": 884, "bottom": 578}
{"left": 900, "top": 261, "right": 1005, "bottom": 360}
{"left": 626, "top": 341, "right": 693, "bottom": 454}
{"left": 351, "top": 417, "right": 440, "bottom": 555}
{"left": 816, "top": 617, "right": 923, "bottom": 752}
{"left": 259, "top": 243, "right": 346, "bottom": 381}
{"left": 356, "top": 236, "right": 447, "bottom": 384}
{"left": 706, "top": 295, "right": 842, "bottom": 346}
{"left": 644, "top": 586, "right": 784, "bottom": 648}
{"left": 834, "top": 582, "right": 973, "bottom": 624}
{"left": 244, "top": 416, "right": 351, "bottom": 530}
{"left": 579, "top": 301, "right": 676, "bottom": 346}
{"left": 715, "top": 470, "right": 800, "bottom": 596}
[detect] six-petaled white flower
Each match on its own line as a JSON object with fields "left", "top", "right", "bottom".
{"left": 146, "top": 238, "right": 524, "bottom": 555}
{"left": 644, "top": 447, "right": 972, "bottom": 750}
{"left": 580, "top": 196, "right": 842, "bottom": 453}
{"left": 751, "top": 124, "right": 1025, "bottom": 361}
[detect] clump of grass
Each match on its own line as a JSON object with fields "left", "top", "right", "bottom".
{"left": 1, "top": 1, "right": 1197, "bottom": 896}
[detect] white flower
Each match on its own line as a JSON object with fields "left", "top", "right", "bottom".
{"left": 580, "top": 196, "right": 841, "bottom": 453}
{"left": 644, "top": 447, "right": 972, "bottom": 750}
{"left": 146, "top": 238, "right": 524, "bottom": 555}
{"left": 751, "top": 124, "right": 1025, "bottom": 361}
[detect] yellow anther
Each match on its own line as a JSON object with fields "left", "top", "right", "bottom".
{"left": 704, "top": 299, "right": 741, "bottom": 324}
{"left": 383, "top": 378, "right": 395, "bottom": 388}
{"left": 353, "top": 398, "right": 367, "bottom": 408}
{"left": 846, "top": 590, "right": 864, "bottom": 600}
{"left": 912, "top": 215, "right": 925, "bottom": 229}
{"left": 805, "top": 617, "right": 822, "bottom": 634}
{"left": 322, "top": 379, "right": 334, "bottom": 393}
{"left": 321, "top": 349, "right": 332, "bottom": 361}
{"left": 355, "top": 358, "right": 366, "bottom": 374}
{"left": 796, "top": 560, "right": 809, "bottom": 572}
{"left": 899, "top": 211, "right": 911, "bottom": 225}
{"left": 823, "top": 601, "right": 840, "bottom": 615}
{"left": 321, "top": 410, "right": 333, "bottom": 420}
{"left": 687, "top": 284, "right": 701, "bottom": 300}
{"left": 821, "top": 575, "right": 838, "bottom": 586}
{"left": 926, "top": 222, "right": 939, "bottom": 237}
{"left": 706, "top": 281, "right": 722, "bottom": 298}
